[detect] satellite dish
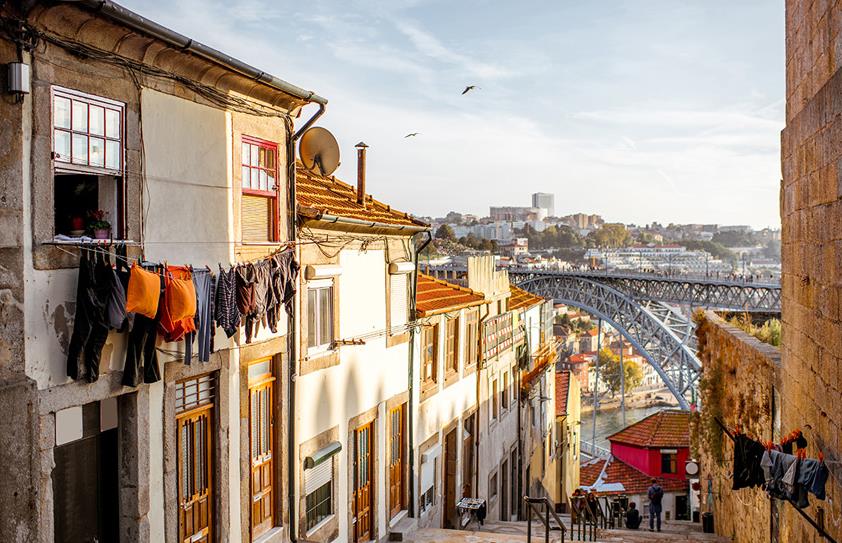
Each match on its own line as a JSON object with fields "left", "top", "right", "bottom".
{"left": 299, "top": 127, "right": 340, "bottom": 176}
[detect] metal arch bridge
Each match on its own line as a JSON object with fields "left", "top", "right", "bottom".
{"left": 426, "top": 266, "right": 781, "bottom": 409}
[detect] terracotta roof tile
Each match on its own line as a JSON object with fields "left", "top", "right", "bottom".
{"left": 556, "top": 370, "right": 571, "bottom": 417}
{"left": 416, "top": 273, "right": 486, "bottom": 316}
{"left": 607, "top": 410, "right": 690, "bottom": 448}
{"left": 296, "top": 163, "right": 429, "bottom": 228}
{"left": 580, "top": 456, "right": 688, "bottom": 496}
{"left": 508, "top": 284, "right": 545, "bottom": 311}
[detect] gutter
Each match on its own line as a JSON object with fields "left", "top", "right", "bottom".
{"left": 285, "top": 104, "right": 326, "bottom": 542}
{"left": 408, "top": 230, "right": 433, "bottom": 518}
{"left": 63, "top": 0, "right": 328, "bottom": 105}
{"left": 299, "top": 209, "right": 430, "bottom": 234}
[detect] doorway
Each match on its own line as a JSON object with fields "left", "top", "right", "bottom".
{"left": 443, "top": 428, "right": 458, "bottom": 528}
{"left": 354, "top": 422, "right": 374, "bottom": 542}
{"left": 388, "top": 404, "right": 406, "bottom": 519}
{"left": 248, "top": 358, "right": 275, "bottom": 538}
{"left": 501, "top": 459, "right": 509, "bottom": 521}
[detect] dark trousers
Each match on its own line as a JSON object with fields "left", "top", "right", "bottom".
{"left": 123, "top": 271, "right": 163, "bottom": 387}
{"left": 67, "top": 253, "right": 110, "bottom": 382}
{"left": 650, "top": 507, "right": 662, "bottom": 531}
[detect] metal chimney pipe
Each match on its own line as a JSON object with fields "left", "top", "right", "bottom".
{"left": 355, "top": 141, "right": 368, "bottom": 208}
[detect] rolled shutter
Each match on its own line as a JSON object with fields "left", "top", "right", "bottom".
{"left": 304, "top": 459, "right": 332, "bottom": 495}
{"left": 242, "top": 194, "right": 273, "bottom": 242}
{"left": 390, "top": 273, "right": 408, "bottom": 330}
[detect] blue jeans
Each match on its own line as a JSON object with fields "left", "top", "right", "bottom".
{"left": 649, "top": 505, "right": 662, "bottom": 530}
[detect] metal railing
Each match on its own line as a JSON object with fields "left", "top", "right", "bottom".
{"left": 524, "top": 496, "right": 566, "bottom": 543}
{"left": 569, "top": 496, "right": 598, "bottom": 541}
{"left": 579, "top": 440, "right": 611, "bottom": 459}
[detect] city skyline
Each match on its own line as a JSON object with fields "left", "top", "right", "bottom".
{"left": 120, "top": 0, "right": 785, "bottom": 229}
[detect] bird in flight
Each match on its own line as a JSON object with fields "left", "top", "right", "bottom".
{"left": 404, "top": 132, "right": 420, "bottom": 138}
{"left": 462, "top": 85, "right": 479, "bottom": 95}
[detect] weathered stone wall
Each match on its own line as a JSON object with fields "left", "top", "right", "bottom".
{"left": 779, "top": 1, "right": 842, "bottom": 541}
{"left": 694, "top": 311, "right": 778, "bottom": 543}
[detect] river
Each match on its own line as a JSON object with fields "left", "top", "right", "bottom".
{"left": 582, "top": 405, "right": 667, "bottom": 448}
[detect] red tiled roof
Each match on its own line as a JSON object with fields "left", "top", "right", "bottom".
{"left": 579, "top": 456, "right": 688, "bottom": 496}
{"left": 416, "top": 273, "right": 486, "bottom": 316}
{"left": 568, "top": 354, "right": 591, "bottom": 364}
{"left": 296, "top": 163, "right": 429, "bottom": 228}
{"left": 508, "top": 284, "right": 545, "bottom": 311}
{"left": 556, "top": 371, "right": 571, "bottom": 417}
{"left": 607, "top": 410, "right": 690, "bottom": 448}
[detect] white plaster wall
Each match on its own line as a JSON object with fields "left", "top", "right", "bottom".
{"left": 296, "top": 247, "right": 411, "bottom": 543}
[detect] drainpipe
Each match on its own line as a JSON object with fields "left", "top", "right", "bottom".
{"left": 408, "top": 230, "right": 433, "bottom": 518}
{"left": 287, "top": 102, "right": 326, "bottom": 543}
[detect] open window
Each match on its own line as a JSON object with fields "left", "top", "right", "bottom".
{"left": 241, "top": 136, "right": 279, "bottom": 243}
{"left": 52, "top": 87, "right": 125, "bottom": 238}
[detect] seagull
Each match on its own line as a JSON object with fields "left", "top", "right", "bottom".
{"left": 462, "top": 85, "right": 479, "bottom": 95}
{"left": 404, "top": 132, "right": 420, "bottom": 138}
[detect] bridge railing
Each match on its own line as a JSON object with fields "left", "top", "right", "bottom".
{"left": 580, "top": 440, "right": 611, "bottom": 459}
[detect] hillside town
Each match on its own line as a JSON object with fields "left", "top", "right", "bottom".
{"left": 0, "top": 2, "right": 838, "bottom": 543}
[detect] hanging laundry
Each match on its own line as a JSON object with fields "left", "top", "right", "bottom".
{"left": 123, "top": 263, "right": 163, "bottom": 387}
{"left": 266, "top": 250, "right": 299, "bottom": 332}
{"left": 66, "top": 249, "right": 112, "bottom": 382}
{"left": 732, "top": 433, "right": 766, "bottom": 489}
{"left": 214, "top": 264, "right": 240, "bottom": 338}
{"left": 186, "top": 268, "right": 214, "bottom": 364}
{"left": 126, "top": 263, "right": 161, "bottom": 318}
{"left": 159, "top": 265, "right": 197, "bottom": 343}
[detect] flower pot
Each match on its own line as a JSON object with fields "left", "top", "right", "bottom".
{"left": 93, "top": 229, "right": 111, "bottom": 240}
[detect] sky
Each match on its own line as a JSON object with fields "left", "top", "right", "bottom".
{"left": 121, "top": 0, "right": 785, "bottom": 228}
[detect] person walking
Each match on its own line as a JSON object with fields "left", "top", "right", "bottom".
{"left": 647, "top": 478, "right": 664, "bottom": 532}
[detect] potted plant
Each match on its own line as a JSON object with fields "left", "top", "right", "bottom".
{"left": 69, "top": 215, "right": 85, "bottom": 236}
{"left": 87, "top": 210, "right": 112, "bottom": 239}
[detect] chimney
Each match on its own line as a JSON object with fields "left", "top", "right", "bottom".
{"left": 355, "top": 141, "right": 368, "bottom": 208}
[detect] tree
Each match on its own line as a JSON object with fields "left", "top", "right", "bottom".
{"left": 598, "top": 348, "right": 643, "bottom": 397}
{"left": 444, "top": 211, "right": 464, "bottom": 225}
{"left": 588, "top": 223, "right": 632, "bottom": 248}
{"left": 435, "top": 224, "right": 456, "bottom": 241}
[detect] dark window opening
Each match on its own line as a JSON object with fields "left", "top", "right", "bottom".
{"left": 53, "top": 401, "right": 120, "bottom": 543}
{"left": 54, "top": 173, "right": 124, "bottom": 238}
{"left": 661, "top": 452, "right": 677, "bottom": 474}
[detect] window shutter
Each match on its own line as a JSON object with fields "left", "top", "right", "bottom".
{"left": 242, "top": 194, "right": 272, "bottom": 242}
{"left": 390, "top": 273, "right": 408, "bottom": 330}
{"left": 420, "top": 457, "right": 435, "bottom": 492}
{"left": 304, "top": 459, "right": 332, "bottom": 495}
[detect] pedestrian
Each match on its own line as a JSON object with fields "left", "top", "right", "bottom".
{"left": 625, "top": 502, "right": 642, "bottom": 530}
{"left": 647, "top": 478, "right": 664, "bottom": 532}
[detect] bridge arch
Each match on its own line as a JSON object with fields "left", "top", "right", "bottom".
{"left": 517, "top": 275, "right": 701, "bottom": 410}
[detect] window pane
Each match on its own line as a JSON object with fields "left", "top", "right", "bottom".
{"left": 268, "top": 173, "right": 276, "bottom": 191}
{"left": 72, "top": 133, "right": 88, "bottom": 164}
{"left": 259, "top": 169, "right": 268, "bottom": 191}
{"left": 105, "top": 139, "right": 120, "bottom": 170}
{"left": 242, "top": 142, "right": 250, "bottom": 166}
{"left": 241, "top": 166, "right": 251, "bottom": 189}
{"left": 89, "top": 137, "right": 105, "bottom": 167}
{"left": 105, "top": 109, "right": 120, "bottom": 139}
{"left": 258, "top": 146, "right": 267, "bottom": 168}
{"left": 250, "top": 144, "right": 259, "bottom": 167}
{"left": 54, "top": 96, "right": 71, "bottom": 129}
{"left": 307, "top": 289, "right": 318, "bottom": 348}
{"left": 266, "top": 148, "right": 276, "bottom": 170}
{"left": 89, "top": 105, "right": 104, "bottom": 136}
{"left": 72, "top": 101, "right": 88, "bottom": 132}
{"left": 54, "top": 129, "right": 71, "bottom": 161}
{"left": 319, "top": 287, "right": 333, "bottom": 347}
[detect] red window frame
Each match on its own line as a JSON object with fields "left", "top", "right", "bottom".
{"left": 240, "top": 135, "right": 280, "bottom": 242}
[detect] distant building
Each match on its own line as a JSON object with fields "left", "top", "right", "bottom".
{"left": 499, "top": 237, "right": 529, "bottom": 257}
{"left": 489, "top": 206, "right": 547, "bottom": 222}
{"left": 531, "top": 192, "right": 555, "bottom": 217}
{"left": 555, "top": 370, "right": 581, "bottom": 512}
{"left": 561, "top": 213, "right": 604, "bottom": 230}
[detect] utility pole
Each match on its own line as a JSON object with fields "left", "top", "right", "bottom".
{"left": 591, "top": 319, "right": 602, "bottom": 447}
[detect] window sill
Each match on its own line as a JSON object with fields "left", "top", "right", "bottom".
{"left": 386, "top": 331, "right": 410, "bottom": 348}
{"left": 43, "top": 238, "right": 139, "bottom": 246}
{"left": 305, "top": 514, "right": 335, "bottom": 539}
{"left": 254, "top": 526, "right": 285, "bottom": 543}
{"left": 300, "top": 349, "right": 340, "bottom": 376}
{"left": 443, "top": 370, "right": 459, "bottom": 388}
{"left": 420, "top": 381, "right": 439, "bottom": 403}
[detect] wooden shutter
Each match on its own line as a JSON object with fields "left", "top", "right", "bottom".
{"left": 242, "top": 194, "right": 273, "bottom": 242}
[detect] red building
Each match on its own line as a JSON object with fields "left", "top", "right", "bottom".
{"left": 606, "top": 410, "right": 690, "bottom": 480}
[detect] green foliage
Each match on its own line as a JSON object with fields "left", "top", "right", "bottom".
{"left": 697, "top": 355, "right": 726, "bottom": 465}
{"left": 711, "top": 230, "right": 754, "bottom": 247}
{"left": 597, "top": 348, "right": 643, "bottom": 397}
{"left": 458, "top": 234, "right": 498, "bottom": 252}
{"left": 587, "top": 223, "right": 632, "bottom": 248}
{"left": 435, "top": 224, "right": 456, "bottom": 241}
{"left": 727, "top": 313, "right": 782, "bottom": 347}
{"left": 515, "top": 224, "right": 584, "bottom": 250}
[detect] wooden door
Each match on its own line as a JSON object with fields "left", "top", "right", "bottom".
{"left": 501, "top": 458, "right": 509, "bottom": 521}
{"left": 249, "top": 367, "right": 275, "bottom": 538}
{"left": 462, "top": 415, "right": 475, "bottom": 498}
{"left": 443, "top": 428, "right": 458, "bottom": 528}
{"left": 177, "top": 405, "right": 213, "bottom": 543}
{"left": 354, "top": 423, "right": 374, "bottom": 542}
{"left": 388, "top": 405, "right": 405, "bottom": 519}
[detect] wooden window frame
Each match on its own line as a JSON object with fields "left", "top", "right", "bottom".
{"left": 491, "top": 378, "right": 499, "bottom": 421}
{"left": 445, "top": 317, "right": 460, "bottom": 378}
{"left": 307, "top": 279, "right": 335, "bottom": 355}
{"left": 240, "top": 135, "right": 280, "bottom": 242}
{"left": 463, "top": 310, "right": 479, "bottom": 373}
{"left": 421, "top": 325, "right": 439, "bottom": 388}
